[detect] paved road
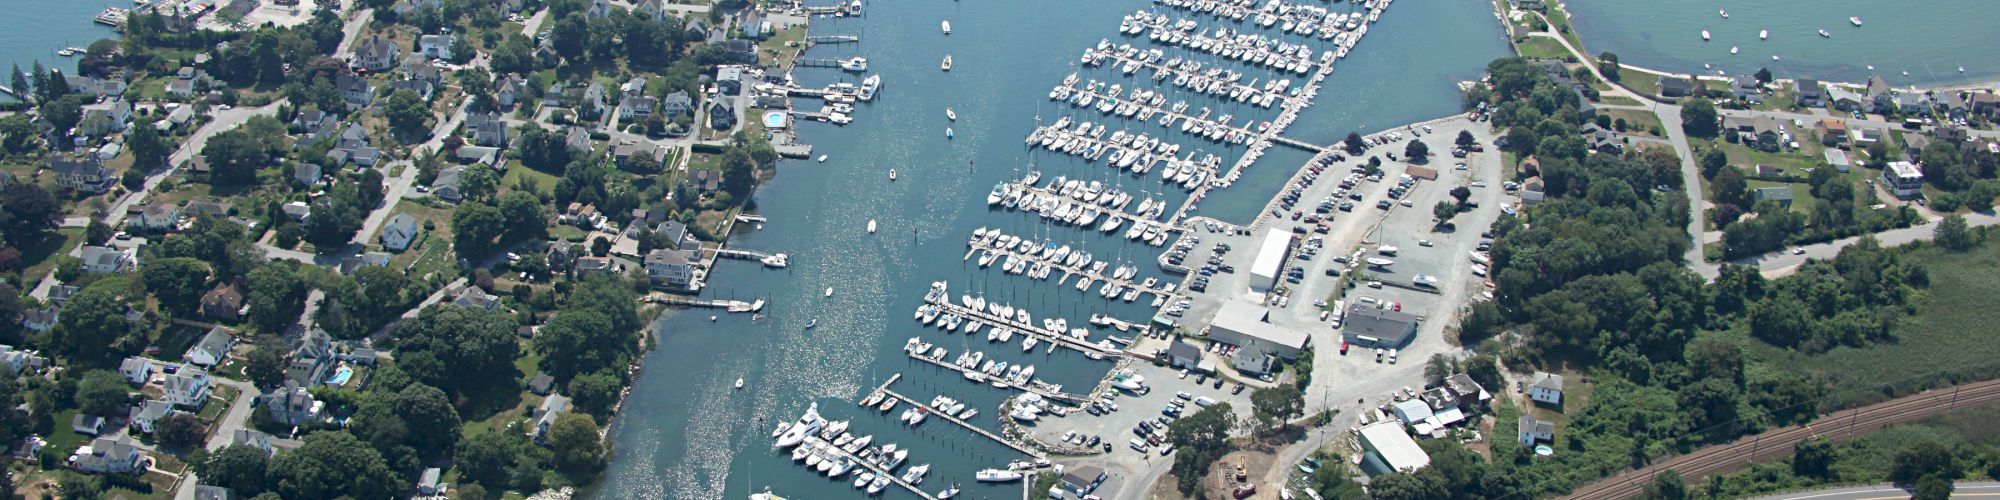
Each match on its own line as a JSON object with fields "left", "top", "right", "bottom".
{"left": 1748, "top": 481, "right": 2000, "bottom": 500}
{"left": 1566, "top": 379, "right": 2000, "bottom": 500}
{"left": 170, "top": 377, "right": 264, "bottom": 500}
{"left": 107, "top": 102, "right": 288, "bottom": 228}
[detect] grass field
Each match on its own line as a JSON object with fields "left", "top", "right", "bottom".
{"left": 19, "top": 228, "right": 85, "bottom": 284}
{"left": 1617, "top": 70, "right": 1664, "bottom": 98}
{"left": 1733, "top": 236, "right": 2000, "bottom": 409}
{"left": 386, "top": 199, "right": 459, "bottom": 281}
{"left": 1599, "top": 108, "right": 1664, "bottom": 137}
{"left": 1514, "top": 37, "right": 1574, "bottom": 60}
{"left": 1706, "top": 138, "right": 1829, "bottom": 174}
{"left": 1745, "top": 179, "right": 1818, "bottom": 213}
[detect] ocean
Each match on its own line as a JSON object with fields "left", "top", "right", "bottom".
{"left": 1559, "top": 0, "right": 2000, "bottom": 87}
{"left": 0, "top": 0, "right": 125, "bottom": 101}
{"left": 590, "top": 0, "right": 1505, "bottom": 498}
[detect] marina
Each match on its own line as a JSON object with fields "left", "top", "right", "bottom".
{"left": 861, "top": 376, "right": 1050, "bottom": 458}
{"left": 913, "top": 281, "right": 1132, "bottom": 360}
{"left": 961, "top": 227, "right": 1177, "bottom": 305}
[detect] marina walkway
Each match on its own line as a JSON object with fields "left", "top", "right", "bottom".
{"left": 1051, "top": 84, "right": 1266, "bottom": 145}
{"left": 923, "top": 299, "right": 1123, "bottom": 359}
{"left": 877, "top": 386, "right": 1047, "bottom": 459}
{"left": 963, "top": 236, "right": 1172, "bottom": 306}
{"left": 997, "top": 180, "right": 1166, "bottom": 228}
{"left": 1084, "top": 48, "right": 1311, "bottom": 109}
{"left": 902, "top": 349, "right": 1090, "bottom": 403}
{"left": 798, "top": 433, "right": 936, "bottom": 500}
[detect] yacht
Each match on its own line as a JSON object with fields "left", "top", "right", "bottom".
{"left": 840, "top": 57, "right": 869, "bottom": 72}
{"left": 976, "top": 469, "right": 1025, "bottom": 482}
{"left": 858, "top": 74, "right": 881, "bottom": 101}
{"left": 942, "top": 55, "right": 953, "bottom": 71}
{"left": 902, "top": 464, "right": 932, "bottom": 485}
{"left": 773, "top": 403, "right": 821, "bottom": 448}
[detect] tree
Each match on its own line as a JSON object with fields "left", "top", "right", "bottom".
{"left": 1455, "top": 130, "right": 1476, "bottom": 147}
{"left": 720, "top": 148, "right": 758, "bottom": 198}
{"left": 244, "top": 343, "right": 287, "bottom": 388}
{"left": 75, "top": 370, "right": 132, "bottom": 418}
{"left": 202, "top": 126, "right": 272, "bottom": 185}
{"left": 1598, "top": 52, "right": 1620, "bottom": 82}
{"left": 40, "top": 94, "right": 86, "bottom": 138}
{"left": 85, "top": 220, "right": 113, "bottom": 246}
{"left": 1404, "top": 140, "right": 1430, "bottom": 163}
{"left": 1934, "top": 214, "right": 1979, "bottom": 251}
{"left": 1793, "top": 437, "right": 1835, "bottom": 479}
{"left": 1754, "top": 67, "right": 1773, "bottom": 84}
{"left": 392, "top": 305, "right": 520, "bottom": 397}
{"left": 246, "top": 261, "right": 308, "bottom": 332}
{"left": 549, "top": 413, "right": 606, "bottom": 473}
{"left": 1680, "top": 99, "right": 1719, "bottom": 138}
{"left": 196, "top": 444, "right": 272, "bottom": 495}
{"left": 550, "top": 14, "right": 589, "bottom": 60}
{"left": 127, "top": 124, "right": 171, "bottom": 170}
{"left": 568, "top": 369, "right": 623, "bottom": 418}
{"left": 497, "top": 192, "right": 547, "bottom": 241}
{"left": 1434, "top": 201, "right": 1460, "bottom": 225}
{"left": 1450, "top": 186, "right": 1472, "bottom": 204}
{"left": 1249, "top": 384, "right": 1304, "bottom": 433}
{"left": 141, "top": 258, "right": 211, "bottom": 315}
{"left": 352, "top": 383, "right": 461, "bottom": 458}
{"left": 1343, "top": 131, "right": 1367, "bottom": 154}
{"left": 1369, "top": 469, "right": 1448, "bottom": 500}
{"left": 1165, "top": 402, "right": 1236, "bottom": 494}
{"left": 1644, "top": 470, "right": 1688, "bottom": 500}
{"left": 1915, "top": 475, "right": 1954, "bottom": 500}
{"left": 0, "top": 183, "right": 62, "bottom": 244}
{"left": 384, "top": 89, "right": 430, "bottom": 136}
{"left": 451, "top": 202, "right": 506, "bottom": 260}
{"left": 1713, "top": 168, "right": 1750, "bottom": 208}
{"left": 270, "top": 431, "right": 401, "bottom": 498}
{"left": 590, "top": 236, "right": 611, "bottom": 257}
{"left": 1890, "top": 440, "right": 1959, "bottom": 483}
{"left": 54, "top": 289, "right": 141, "bottom": 362}
{"left": 534, "top": 309, "right": 628, "bottom": 382}
{"left": 1424, "top": 354, "right": 1460, "bottom": 386}
{"left": 1699, "top": 147, "right": 1729, "bottom": 178}
{"left": 157, "top": 412, "right": 207, "bottom": 448}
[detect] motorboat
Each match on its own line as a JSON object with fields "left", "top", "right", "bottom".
{"left": 942, "top": 55, "right": 953, "bottom": 71}
{"left": 1759, "top": 29, "right": 1768, "bottom": 40}
{"left": 735, "top": 377, "right": 745, "bottom": 390}
{"left": 771, "top": 421, "right": 791, "bottom": 439}
{"left": 946, "top": 107, "right": 957, "bottom": 121}
{"left": 1700, "top": 30, "right": 1710, "bottom": 41}
{"left": 854, "top": 471, "right": 875, "bottom": 489}
{"left": 858, "top": 74, "right": 881, "bottom": 101}
{"left": 1818, "top": 29, "right": 1830, "bottom": 38}
{"left": 825, "top": 287, "right": 834, "bottom": 297}
{"left": 817, "top": 155, "right": 828, "bottom": 162}
{"left": 941, "top": 20, "right": 952, "bottom": 34}
{"left": 1731, "top": 46, "right": 1739, "bottom": 55}
{"left": 1850, "top": 16, "right": 1862, "bottom": 26}
{"left": 840, "top": 57, "right": 869, "bottom": 72}
{"left": 805, "top": 319, "right": 817, "bottom": 329}
{"left": 902, "top": 464, "right": 931, "bottom": 485}
{"left": 1719, "top": 9, "right": 1728, "bottom": 18}
{"left": 938, "top": 484, "right": 960, "bottom": 499}
{"left": 889, "top": 169, "right": 898, "bottom": 181}
{"left": 868, "top": 220, "right": 877, "bottom": 233}
{"left": 774, "top": 403, "right": 821, "bottom": 448}
{"left": 946, "top": 127, "right": 954, "bottom": 139}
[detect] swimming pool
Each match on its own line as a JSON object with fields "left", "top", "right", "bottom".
{"left": 325, "top": 366, "right": 353, "bottom": 386}
{"left": 763, "top": 111, "right": 788, "bottom": 129}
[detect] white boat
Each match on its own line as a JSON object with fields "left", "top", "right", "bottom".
{"left": 1365, "top": 257, "right": 1394, "bottom": 267}
{"left": 1759, "top": 29, "right": 1768, "bottom": 40}
{"left": 938, "top": 484, "right": 960, "bottom": 499}
{"left": 1700, "top": 30, "right": 1710, "bottom": 41}
{"left": 1850, "top": 16, "right": 1863, "bottom": 26}
{"left": 840, "top": 57, "right": 869, "bottom": 72}
{"left": 867, "top": 476, "right": 890, "bottom": 495}
{"left": 858, "top": 74, "right": 881, "bottom": 101}
{"left": 942, "top": 55, "right": 953, "bottom": 71}
{"left": 825, "top": 287, "right": 834, "bottom": 297}
{"left": 804, "top": 319, "right": 817, "bottom": 329}
{"left": 1731, "top": 46, "right": 1739, "bottom": 55}
{"left": 902, "top": 464, "right": 931, "bottom": 485}
{"left": 889, "top": 169, "right": 897, "bottom": 181}
{"left": 941, "top": 20, "right": 952, "bottom": 34}
{"left": 1719, "top": 9, "right": 1728, "bottom": 18}
{"left": 817, "top": 155, "right": 828, "bottom": 162}
{"left": 976, "top": 469, "right": 1025, "bottom": 482}
{"left": 945, "top": 108, "right": 957, "bottom": 121}
{"left": 1818, "top": 29, "right": 1830, "bottom": 38}
{"left": 735, "top": 377, "right": 744, "bottom": 390}
{"left": 867, "top": 220, "right": 877, "bottom": 233}
{"left": 774, "top": 403, "right": 822, "bottom": 448}
{"left": 771, "top": 421, "right": 791, "bottom": 438}
{"left": 854, "top": 472, "right": 874, "bottom": 489}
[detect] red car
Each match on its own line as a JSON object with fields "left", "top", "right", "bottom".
{"left": 1339, "top": 342, "right": 1350, "bottom": 355}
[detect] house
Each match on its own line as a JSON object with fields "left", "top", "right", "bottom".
{"left": 193, "top": 486, "right": 237, "bottom": 500}
{"left": 229, "top": 429, "right": 273, "bottom": 455}
{"left": 165, "top": 78, "right": 196, "bottom": 99}
{"left": 1658, "top": 75, "right": 1699, "bottom": 98}
{"left": 419, "top": 34, "right": 455, "bottom": 60}
{"left": 1867, "top": 76, "right": 1896, "bottom": 113}
{"left": 1933, "top": 125, "right": 1969, "bottom": 143}
{"left": 131, "top": 203, "right": 181, "bottom": 232}
{"left": 0, "top": 345, "right": 46, "bottom": 373}
{"left": 496, "top": 74, "right": 527, "bottom": 107}
{"left": 467, "top": 111, "right": 510, "bottom": 147}
{"left": 612, "top": 141, "right": 665, "bottom": 169}
{"left": 184, "top": 327, "right": 234, "bottom": 367}
{"left": 1442, "top": 374, "right": 1490, "bottom": 408}
{"left": 119, "top": 356, "right": 154, "bottom": 384}
{"left": 47, "top": 155, "right": 116, "bottom": 193}
{"left": 1723, "top": 114, "right": 1784, "bottom": 152}
{"left": 329, "top": 124, "right": 382, "bottom": 167}
{"left": 581, "top": 83, "right": 607, "bottom": 119}
{"left": 741, "top": 10, "right": 767, "bottom": 38}
{"left": 20, "top": 308, "right": 56, "bottom": 333}
{"left": 1902, "top": 134, "right": 1930, "bottom": 157}
{"left": 1882, "top": 161, "right": 1924, "bottom": 199}
{"left": 163, "top": 367, "right": 211, "bottom": 408}
{"left": 1827, "top": 86, "right": 1867, "bottom": 112}
{"left": 1513, "top": 0, "right": 1545, "bottom": 10}
{"left": 686, "top": 169, "right": 722, "bottom": 191}
{"left": 1731, "top": 75, "right": 1763, "bottom": 104}
{"left": 1164, "top": 340, "right": 1205, "bottom": 372}
{"left": 565, "top": 126, "right": 594, "bottom": 156}
{"left": 453, "top": 288, "right": 502, "bottom": 310}
{"left": 1971, "top": 93, "right": 2000, "bottom": 118}
{"left": 587, "top": 0, "right": 613, "bottom": 18}
{"left": 128, "top": 399, "right": 177, "bottom": 434}
{"left": 663, "top": 90, "right": 693, "bottom": 117}
{"left": 619, "top": 95, "right": 657, "bottom": 120}
{"left": 715, "top": 66, "right": 744, "bottom": 95}
{"left": 49, "top": 285, "right": 80, "bottom": 306}
{"left": 528, "top": 373, "right": 556, "bottom": 395}
{"left": 78, "top": 98, "right": 134, "bottom": 136}
{"left": 1794, "top": 78, "right": 1826, "bottom": 107}
{"left": 1061, "top": 465, "right": 1107, "bottom": 496}
{"left": 1517, "top": 414, "right": 1556, "bottom": 445}
{"left": 687, "top": 20, "right": 710, "bottom": 40}
{"left": 575, "top": 255, "right": 613, "bottom": 276}
{"left": 643, "top": 249, "right": 695, "bottom": 289}
{"left": 1580, "top": 123, "right": 1622, "bottom": 154}
{"left": 352, "top": 36, "right": 401, "bottom": 71}
{"left": 1895, "top": 92, "right": 1931, "bottom": 114}
{"left": 281, "top": 201, "right": 312, "bottom": 222}
{"left": 264, "top": 380, "right": 322, "bottom": 426}
{"left": 532, "top": 394, "right": 571, "bottom": 443}
{"left": 722, "top": 39, "right": 758, "bottom": 64}
{"left": 388, "top": 78, "right": 437, "bottom": 101}
{"left": 336, "top": 71, "right": 374, "bottom": 107}
{"left": 433, "top": 166, "right": 465, "bottom": 203}
{"left": 1824, "top": 148, "right": 1853, "bottom": 173}
{"left": 285, "top": 327, "right": 336, "bottom": 387}
{"left": 292, "top": 109, "right": 339, "bottom": 142}
{"left": 201, "top": 283, "right": 246, "bottom": 320}
{"left": 157, "top": 105, "right": 197, "bottom": 131}
{"left": 708, "top": 100, "right": 737, "bottom": 131}
{"left": 634, "top": 0, "right": 667, "bottom": 20}
{"left": 655, "top": 221, "right": 700, "bottom": 252}
{"left": 1934, "top": 91, "right": 1970, "bottom": 118}
{"left": 69, "top": 437, "right": 147, "bottom": 474}
{"left": 79, "top": 245, "right": 134, "bottom": 274}
{"left": 1207, "top": 301, "right": 1310, "bottom": 363}
{"left": 419, "top": 467, "right": 445, "bottom": 495}
{"left": 71, "top": 415, "right": 106, "bottom": 436}
{"left": 293, "top": 162, "right": 322, "bottom": 188}
{"left": 1528, "top": 372, "right": 1564, "bottom": 406}
{"left": 1819, "top": 118, "right": 1848, "bottom": 146}
{"left": 67, "top": 75, "right": 129, "bottom": 97}
{"left": 381, "top": 213, "right": 420, "bottom": 251}
{"left": 1754, "top": 186, "right": 1795, "bottom": 208}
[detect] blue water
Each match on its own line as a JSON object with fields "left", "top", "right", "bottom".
{"left": 0, "top": 0, "right": 125, "bottom": 101}
{"left": 1561, "top": 0, "right": 2000, "bottom": 86}
{"left": 593, "top": 0, "right": 1506, "bottom": 497}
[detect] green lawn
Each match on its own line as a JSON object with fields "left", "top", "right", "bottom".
{"left": 1594, "top": 94, "right": 1643, "bottom": 106}
{"left": 1706, "top": 138, "right": 1828, "bottom": 174}
{"left": 1514, "top": 37, "right": 1573, "bottom": 60}
{"left": 1599, "top": 108, "right": 1664, "bottom": 137}
{"left": 149, "top": 324, "right": 210, "bottom": 362}
{"left": 1617, "top": 69, "right": 1664, "bottom": 98}
{"left": 386, "top": 199, "right": 459, "bottom": 280}
{"left": 1745, "top": 179, "right": 1818, "bottom": 213}
{"left": 759, "top": 24, "right": 808, "bottom": 69}
{"left": 19, "top": 228, "right": 86, "bottom": 284}
{"left": 46, "top": 409, "right": 91, "bottom": 457}
{"left": 501, "top": 160, "right": 560, "bottom": 197}
{"left": 1539, "top": 4, "right": 1586, "bottom": 55}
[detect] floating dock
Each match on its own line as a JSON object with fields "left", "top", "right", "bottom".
{"left": 862, "top": 374, "right": 1047, "bottom": 459}
{"left": 920, "top": 298, "right": 1126, "bottom": 359}
{"left": 902, "top": 347, "right": 1090, "bottom": 403}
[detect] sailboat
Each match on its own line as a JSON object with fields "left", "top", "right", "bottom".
{"left": 945, "top": 108, "right": 957, "bottom": 121}
{"left": 825, "top": 287, "right": 834, "bottom": 297}
{"left": 946, "top": 128, "right": 955, "bottom": 139}
{"left": 941, "top": 20, "right": 952, "bottom": 34}
{"left": 805, "top": 319, "right": 817, "bottom": 329}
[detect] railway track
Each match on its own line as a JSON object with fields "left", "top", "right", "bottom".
{"left": 1565, "top": 378, "right": 2000, "bottom": 500}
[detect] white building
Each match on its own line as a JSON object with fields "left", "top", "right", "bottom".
{"left": 1357, "top": 421, "right": 1430, "bottom": 475}
{"left": 1882, "top": 161, "right": 1924, "bottom": 199}
{"left": 1206, "top": 301, "right": 1309, "bottom": 364}
{"left": 1528, "top": 372, "right": 1564, "bottom": 406}
{"left": 1247, "top": 231, "right": 1292, "bottom": 297}
{"left": 163, "top": 368, "right": 211, "bottom": 409}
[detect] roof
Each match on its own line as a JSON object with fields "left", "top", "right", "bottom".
{"left": 1824, "top": 148, "right": 1851, "bottom": 166}
{"left": 1391, "top": 399, "right": 1433, "bottom": 423}
{"left": 1063, "top": 464, "right": 1106, "bottom": 487}
{"left": 1531, "top": 372, "right": 1564, "bottom": 391}
{"left": 385, "top": 213, "right": 418, "bottom": 234}
{"left": 1358, "top": 421, "right": 1429, "bottom": 472}
{"left": 130, "top": 399, "right": 172, "bottom": 422}
{"left": 193, "top": 485, "right": 237, "bottom": 500}
{"left": 1519, "top": 414, "right": 1556, "bottom": 435}
{"left": 644, "top": 248, "right": 690, "bottom": 267}
{"left": 1444, "top": 374, "right": 1486, "bottom": 400}
{"left": 528, "top": 373, "right": 556, "bottom": 393}
{"left": 1343, "top": 304, "right": 1418, "bottom": 343}
{"left": 1886, "top": 161, "right": 1923, "bottom": 179}
{"left": 1211, "top": 301, "right": 1309, "bottom": 350}
{"left": 1249, "top": 230, "right": 1291, "bottom": 280}
{"left": 191, "top": 328, "right": 233, "bottom": 359}
{"left": 1166, "top": 340, "right": 1201, "bottom": 360}
{"left": 1820, "top": 118, "right": 1847, "bottom": 131}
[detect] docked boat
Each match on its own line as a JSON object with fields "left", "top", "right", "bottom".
{"left": 902, "top": 464, "right": 931, "bottom": 485}
{"left": 858, "top": 74, "right": 881, "bottom": 101}
{"left": 840, "top": 57, "right": 869, "bottom": 72}
{"left": 773, "top": 403, "right": 822, "bottom": 448}
{"left": 942, "top": 55, "right": 953, "bottom": 71}
{"left": 976, "top": 469, "right": 1025, "bottom": 482}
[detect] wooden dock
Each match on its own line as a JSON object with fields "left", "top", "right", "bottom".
{"left": 962, "top": 232, "right": 1172, "bottom": 306}
{"left": 922, "top": 296, "right": 1130, "bottom": 360}
{"left": 994, "top": 180, "right": 1166, "bottom": 231}
{"left": 639, "top": 293, "right": 762, "bottom": 311}
{"left": 880, "top": 386, "right": 1047, "bottom": 459}
{"left": 796, "top": 434, "right": 936, "bottom": 500}
{"left": 902, "top": 348, "right": 1091, "bottom": 402}
{"left": 807, "top": 34, "right": 861, "bottom": 44}
{"left": 1082, "top": 49, "right": 1310, "bottom": 109}
{"left": 1051, "top": 85, "right": 1267, "bottom": 144}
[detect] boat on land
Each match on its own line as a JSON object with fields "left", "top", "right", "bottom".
{"left": 1365, "top": 257, "right": 1394, "bottom": 267}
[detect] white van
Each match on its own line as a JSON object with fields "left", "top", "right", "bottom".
{"left": 1194, "top": 396, "right": 1217, "bottom": 407}
{"left": 1130, "top": 439, "right": 1151, "bottom": 453}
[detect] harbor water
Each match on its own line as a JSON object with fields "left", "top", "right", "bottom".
{"left": 595, "top": 0, "right": 1504, "bottom": 498}
{"left": 1560, "top": 0, "right": 2000, "bottom": 87}
{"left": 0, "top": 0, "right": 126, "bottom": 102}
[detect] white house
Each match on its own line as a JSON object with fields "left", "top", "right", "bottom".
{"left": 419, "top": 34, "right": 455, "bottom": 60}
{"left": 133, "top": 203, "right": 182, "bottom": 232}
{"left": 1517, "top": 414, "right": 1555, "bottom": 445}
{"left": 119, "top": 357, "right": 154, "bottom": 385}
{"left": 79, "top": 246, "right": 135, "bottom": 274}
{"left": 381, "top": 213, "right": 420, "bottom": 251}
{"left": 69, "top": 437, "right": 148, "bottom": 474}
{"left": 1528, "top": 372, "right": 1564, "bottom": 406}
{"left": 21, "top": 308, "right": 58, "bottom": 333}
{"left": 643, "top": 249, "right": 694, "bottom": 289}
{"left": 183, "top": 327, "right": 233, "bottom": 367}
{"left": 163, "top": 368, "right": 211, "bottom": 409}
{"left": 128, "top": 399, "right": 178, "bottom": 434}
{"left": 532, "top": 394, "right": 570, "bottom": 443}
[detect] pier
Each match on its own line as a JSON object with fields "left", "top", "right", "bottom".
{"left": 639, "top": 293, "right": 764, "bottom": 312}
{"left": 1267, "top": 134, "right": 1329, "bottom": 152}
{"left": 921, "top": 297, "right": 1128, "bottom": 360}
{"left": 902, "top": 348, "right": 1091, "bottom": 403}
{"left": 863, "top": 374, "right": 1048, "bottom": 459}
{"left": 994, "top": 180, "right": 1168, "bottom": 231}
{"left": 794, "top": 58, "right": 848, "bottom": 69}
{"left": 1050, "top": 85, "right": 1268, "bottom": 146}
{"left": 1083, "top": 48, "right": 1314, "bottom": 109}
{"left": 806, "top": 34, "right": 861, "bottom": 44}
{"left": 963, "top": 230, "right": 1173, "bottom": 304}
{"left": 713, "top": 248, "right": 789, "bottom": 268}
{"left": 796, "top": 433, "right": 936, "bottom": 500}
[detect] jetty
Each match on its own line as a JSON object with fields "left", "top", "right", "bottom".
{"left": 806, "top": 34, "right": 861, "bottom": 44}
{"left": 713, "top": 248, "right": 789, "bottom": 268}
{"left": 862, "top": 374, "right": 1047, "bottom": 459}
{"left": 94, "top": 8, "right": 130, "bottom": 28}
{"left": 796, "top": 433, "right": 935, "bottom": 500}
{"left": 902, "top": 348, "right": 1091, "bottom": 403}
{"left": 640, "top": 294, "right": 764, "bottom": 312}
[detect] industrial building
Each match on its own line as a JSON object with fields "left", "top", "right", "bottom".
{"left": 1357, "top": 421, "right": 1431, "bottom": 475}
{"left": 1207, "top": 301, "right": 1310, "bottom": 370}
{"left": 1247, "top": 231, "right": 1293, "bottom": 297}
{"left": 1342, "top": 303, "right": 1420, "bottom": 348}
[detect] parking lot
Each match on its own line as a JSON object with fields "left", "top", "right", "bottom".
{"left": 1024, "top": 363, "right": 1252, "bottom": 457}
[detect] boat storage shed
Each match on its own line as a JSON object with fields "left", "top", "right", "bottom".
{"left": 1342, "top": 303, "right": 1420, "bottom": 348}
{"left": 1248, "top": 231, "right": 1292, "bottom": 297}
{"left": 1358, "top": 420, "right": 1431, "bottom": 475}
{"left": 1207, "top": 301, "right": 1309, "bottom": 360}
